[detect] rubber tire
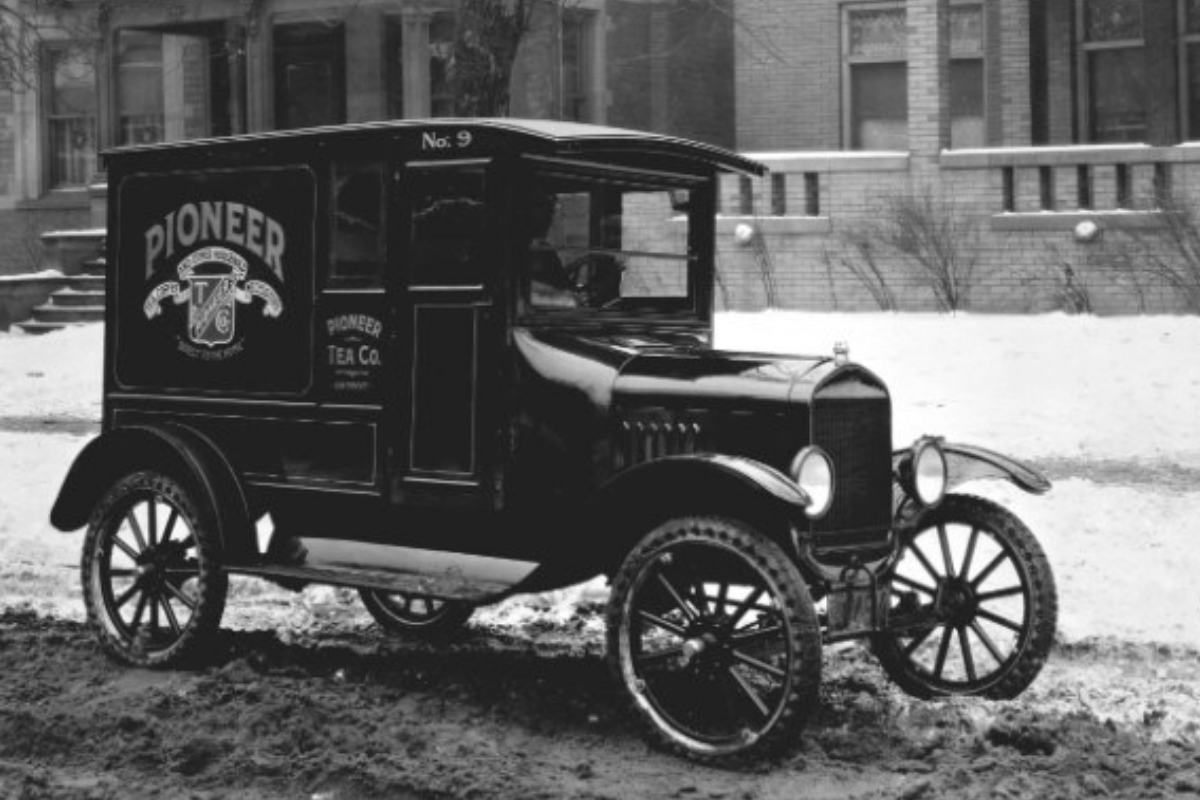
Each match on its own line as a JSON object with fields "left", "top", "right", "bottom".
{"left": 873, "top": 494, "right": 1057, "bottom": 700}
{"left": 81, "top": 470, "right": 228, "bottom": 668}
{"left": 359, "top": 590, "right": 474, "bottom": 638}
{"left": 606, "top": 516, "right": 821, "bottom": 762}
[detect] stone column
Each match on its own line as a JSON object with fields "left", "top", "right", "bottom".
{"left": 346, "top": 9, "right": 386, "bottom": 122}
{"left": 999, "top": 0, "right": 1032, "bottom": 145}
{"left": 402, "top": 11, "right": 432, "bottom": 118}
{"left": 1042, "top": 0, "right": 1074, "bottom": 144}
{"left": 907, "top": 0, "right": 951, "bottom": 171}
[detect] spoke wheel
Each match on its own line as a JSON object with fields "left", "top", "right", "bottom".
{"left": 82, "top": 470, "right": 227, "bottom": 667}
{"left": 874, "top": 494, "right": 1057, "bottom": 699}
{"left": 359, "top": 590, "right": 473, "bottom": 638}
{"left": 607, "top": 517, "right": 820, "bottom": 761}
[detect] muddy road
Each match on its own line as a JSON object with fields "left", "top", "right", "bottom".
{"left": 1, "top": 603, "right": 1198, "bottom": 800}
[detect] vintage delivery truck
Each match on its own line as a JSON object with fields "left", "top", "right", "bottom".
{"left": 51, "top": 119, "right": 1057, "bottom": 760}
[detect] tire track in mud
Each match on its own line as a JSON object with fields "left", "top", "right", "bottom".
{"left": 1032, "top": 457, "right": 1200, "bottom": 492}
{"left": 1, "top": 609, "right": 1198, "bottom": 800}
{"left": 0, "top": 417, "right": 99, "bottom": 436}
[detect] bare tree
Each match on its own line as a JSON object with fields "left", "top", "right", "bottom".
{"left": 0, "top": 1, "right": 102, "bottom": 90}
{"left": 1101, "top": 189, "right": 1200, "bottom": 313}
{"left": 875, "top": 186, "right": 979, "bottom": 313}
{"left": 450, "top": 0, "right": 535, "bottom": 116}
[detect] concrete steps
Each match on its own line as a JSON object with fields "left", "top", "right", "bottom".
{"left": 15, "top": 245, "right": 107, "bottom": 334}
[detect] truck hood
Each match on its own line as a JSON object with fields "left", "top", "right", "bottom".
{"left": 513, "top": 328, "right": 847, "bottom": 413}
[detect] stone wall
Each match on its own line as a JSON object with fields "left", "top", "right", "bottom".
{"left": 714, "top": 148, "right": 1200, "bottom": 315}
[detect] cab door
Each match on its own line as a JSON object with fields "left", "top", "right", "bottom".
{"left": 392, "top": 159, "right": 501, "bottom": 510}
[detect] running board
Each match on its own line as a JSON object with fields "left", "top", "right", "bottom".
{"left": 231, "top": 538, "right": 540, "bottom": 602}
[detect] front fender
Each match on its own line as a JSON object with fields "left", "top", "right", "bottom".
{"left": 580, "top": 454, "right": 811, "bottom": 573}
{"left": 611, "top": 453, "right": 812, "bottom": 509}
{"left": 892, "top": 441, "right": 1051, "bottom": 496}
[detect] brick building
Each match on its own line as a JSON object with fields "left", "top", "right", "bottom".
{"left": 3, "top": 0, "right": 1198, "bottom": 316}
{"left": 720, "top": 0, "right": 1200, "bottom": 313}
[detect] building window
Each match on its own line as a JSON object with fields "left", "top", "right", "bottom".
{"left": 1184, "top": 0, "right": 1200, "bottom": 138}
{"left": 562, "top": 10, "right": 594, "bottom": 121}
{"left": 429, "top": 12, "right": 456, "bottom": 117}
{"left": 274, "top": 21, "right": 346, "bottom": 129}
{"left": 843, "top": 2, "right": 986, "bottom": 151}
{"left": 115, "top": 26, "right": 245, "bottom": 147}
{"left": 1077, "top": 0, "right": 1146, "bottom": 142}
{"left": 330, "top": 158, "right": 386, "bottom": 289}
{"left": 844, "top": 3, "right": 908, "bottom": 150}
{"left": 43, "top": 45, "right": 96, "bottom": 189}
{"left": 950, "top": 4, "right": 985, "bottom": 148}
{"left": 116, "top": 31, "right": 164, "bottom": 146}
{"left": 385, "top": 18, "right": 404, "bottom": 118}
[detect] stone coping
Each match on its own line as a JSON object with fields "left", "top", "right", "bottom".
{"left": 742, "top": 144, "right": 1200, "bottom": 173}
{"left": 717, "top": 216, "right": 832, "bottom": 235}
{"left": 40, "top": 228, "right": 106, "bottom": 240}
{"left": 942, "top": 143, "right": 1200, "bottom": 168}
{"left": 990, "top": 210, "right": 1166, "bottom": 232}
{"left": 744, "top": 151, "right": 909, "bottom": 173}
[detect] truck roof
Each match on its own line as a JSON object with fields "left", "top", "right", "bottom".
{"left": 103, "top": 117, "right": 766, "bottom": 177}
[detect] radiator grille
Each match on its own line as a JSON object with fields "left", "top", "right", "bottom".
{"left": 811, "top": 397, "right": 892, "bottom": 544}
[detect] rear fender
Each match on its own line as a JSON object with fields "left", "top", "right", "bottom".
{"left": 586, "top": 454, "right": 811, "bottom": 572}
{"left": 50, "top": 424, "right": 255, "bottom": 563}
{"left": 892, "top": 441, "right": 1051, "bottom": 497}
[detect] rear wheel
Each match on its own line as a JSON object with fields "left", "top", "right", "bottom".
{"left": 873, "top": 494, "right": 1057, "bottom": 699}
{"left": 606, "top": 516, "right": 821, "bottom": 761}
{"left": 359, "top": 590, "right": 474, "bottom": 637}
{"left": 81, "top": 470, "right": 227, "bottom": 667}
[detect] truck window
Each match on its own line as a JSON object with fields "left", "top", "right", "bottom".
{"left": 330, "top": 158, "right": 385, "bottom": 289}
{"left": 521, "top": 173, "right": 693, "bottom": 312}
{"left": 410, "top": 166, "right": 486, "bottom": 288}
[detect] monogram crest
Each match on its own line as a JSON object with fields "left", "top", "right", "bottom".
{"left": 144, "top": 246, "right": 283, "bottom": 350}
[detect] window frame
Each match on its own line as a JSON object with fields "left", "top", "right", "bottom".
{"left": 561, "top": 8, "right": 598, "bottom": 122}
{"left": 1180, "top": 0, "right": 1200, "bottom": 139}
{"left": 271, "top": 18, "right": 348, "bottom": 130}
{"left": 516, "top": 156, "right": 709, "bottom": 324}
{"left": 841, "top": 0, "right": 987, "bottom": 151}
{"left": 41, "top": 41, "right": 98, "bottom": 191}
{"left": 949, "top": 2, "right": 986, "bottom": 149}
{"left": 841, "top": 1, "right": 908, "bottom": 151}
{"left": 1075, "top": 0, "right": 1147, "bottom": 143}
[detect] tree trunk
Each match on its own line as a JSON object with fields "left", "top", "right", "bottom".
{"left": 452, "top": 0, "right": 532, "bottom": 117}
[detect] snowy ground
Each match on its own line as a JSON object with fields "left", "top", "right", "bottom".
{"left": 1, "top": 314, "right": 1198, "bottom": 648}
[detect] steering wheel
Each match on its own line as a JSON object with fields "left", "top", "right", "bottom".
{"left": 562, "top": 253, "right": 624, "bottom": 309}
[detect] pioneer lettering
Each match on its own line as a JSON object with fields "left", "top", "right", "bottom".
{"left": 144, "top": 201, "right": 286, "bottom": 279}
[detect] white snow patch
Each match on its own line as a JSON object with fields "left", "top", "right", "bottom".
{"left": 2, "top": 314, "right": 1199, "bottom": 647}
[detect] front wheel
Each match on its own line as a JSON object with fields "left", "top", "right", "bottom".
{"left": 81, "top": 470, "right": 228, "bottom": 667}
{"left": 873, "top": 494, "right": 1057, "bottom": 699}
{"left": 359, "top": 590, "right": 474, "bottom": 638}
{"left": 606, "top": 516, "right": 821, "bottom": 761}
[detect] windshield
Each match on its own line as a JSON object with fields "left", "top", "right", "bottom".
{"left": 520, "top": 168, "right": 698, "bottom": 315}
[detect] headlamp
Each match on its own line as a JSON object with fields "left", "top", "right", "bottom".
{"left": 789, "top": 446, "right": 835, "bottom": 519}
{"left": 899, "top": 436, "right": 948, "bottom": 508}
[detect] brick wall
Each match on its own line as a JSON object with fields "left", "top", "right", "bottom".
{"left": 733, "top": 0, "right": 841, "bottom": 151}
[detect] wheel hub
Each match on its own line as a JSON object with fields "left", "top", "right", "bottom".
{"left": 937, "top": 578, "right": 978, "bottom": 626}
{"left": 679, "top": 632, "right": 720, "bottom": 668}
